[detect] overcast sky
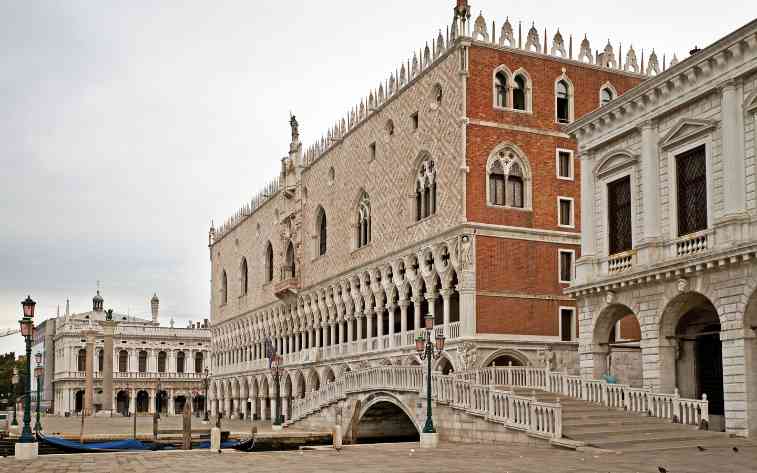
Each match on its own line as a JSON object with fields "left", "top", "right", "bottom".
{"left": 1, "top": 0, "right": 754, "bottom": 354}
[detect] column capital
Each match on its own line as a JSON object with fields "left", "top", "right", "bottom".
{"left": 439, "top": 289, "right": 453, "bottom": 298}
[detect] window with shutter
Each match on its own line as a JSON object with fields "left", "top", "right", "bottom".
{"left": 676, "top": 145, "right": 707, "bottom": 236}
{"left": 608, "top": 176, "right": 632, "bottom": 255}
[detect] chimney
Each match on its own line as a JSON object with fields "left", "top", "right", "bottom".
{"left": 151, "top": 293, "right": 159, "bottom": 323}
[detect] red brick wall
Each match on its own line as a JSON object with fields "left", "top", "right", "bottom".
{"left": 475, "top": 236, "right": 577, "bottom": 335}
{"left": 467, "top": 46, "right": 642, "bottom": 336}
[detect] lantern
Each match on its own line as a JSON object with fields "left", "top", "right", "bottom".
{"left": 424, "top": 314, "right": 434, "bottom": 330}
{"left": 21, "top": 295, "right": 36, "bottom": 318}
{"left": 19, "top": 318, "right": 33, "bottom": 337}
{"left": 12, "top": 368, "right": 19, "bottom": 385}
{"left": 35, "top": 352, "right": 42, "bottom": 366}
{"left": 34, "top": 366, "right": 44, "bottom": 378}
{"left": 435, "top": 333, "right": 446, "bottom": 352}
{"left": 415, "top": 336, "right": 425, "bottom": 354}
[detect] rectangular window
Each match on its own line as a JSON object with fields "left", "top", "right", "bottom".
{"left": 608, "top": 176, "right": 632, "bottom": 255}
{"left": 559, "top": 250, "right": 574, "bottom": 284}
{"left": 557, "top": 150, "right": 573, "bottom": 179}
{"left": 411, "top": 112, "right": 419, "bottom": 131}
{"left": 676, "top": 145, "right": 708, "bottom": 236}
{"left": 560, "top": 308, "right": 575, "bottom": 341}
{"left": 369, "top": 142, "right": 376, "bottom": 161}
{"left": 558, "top": 197, "right": 574, "bottom": 228}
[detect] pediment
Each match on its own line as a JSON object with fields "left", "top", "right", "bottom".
{"left": 594, "top": 150, "right": 638, "bottom": 179}
{"left": 660, "top": 118, "right": 717, "bottom": 150}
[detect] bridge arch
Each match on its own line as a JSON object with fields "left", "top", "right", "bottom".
{"left": 356, "top": 392, "right": 420, "bottom": 443}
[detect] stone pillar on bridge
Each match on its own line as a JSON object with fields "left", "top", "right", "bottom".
{"left": 83, "top": 329, "right": 97, "bottom": 415}
{"left": 101, "top": 320, "right": 117, "bottom": 415}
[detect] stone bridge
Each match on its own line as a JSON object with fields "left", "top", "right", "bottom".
{"left": 283, "top": 365, "right": 712, "bottom": 448}
{"left": 284, "top": 366, "right": 564, "bottom": 445}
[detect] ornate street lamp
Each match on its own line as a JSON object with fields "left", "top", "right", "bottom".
{"left": 415, "top": 314, "right": 445, "bottom": 434}
{"left": 203, "top": 368, "right": 210, "bottom": 422}
{"left": 11, "top": 368, "right": 19, "bottom": 426}
{"left": 265, "top": 337, "right": 284, "bottom": 426}
{"left": 34, "top": 352, "right": 43, "bottom": 434}
{"left": 18, "top": 295, "right": 36, "bottom": 443}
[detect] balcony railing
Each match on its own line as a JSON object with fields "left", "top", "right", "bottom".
{"left": 58, "top": 371, "right": 203, "bottom": 380}
{"left": 674, "top": 230, "right": 710, "bottom": 257}
{"left": 274, "top": 267, "right": 300, "bottom": 297}
{"left": 608, "top": 251, "right": 635, "bottom": 274}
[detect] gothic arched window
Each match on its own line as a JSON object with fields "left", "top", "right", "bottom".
{"left": 316, "top": 207, "right": 327, "bottom": 256}
{"left": 357, "top": 192, "right": 371, "bottom": 248}
{"left": 555, "top": 77, "right": 574, "bottom": 123}
{"left": 240, "top": 258, "right": 248, "bottom": 296}
{"left": 415, "top": 158, "right": 437, "bottom": 221}
{"left": 221, "top": 270, "right": 228, "bottom": 305}
{"left": 285, "top": 241, "right": 296, "bottom": 279}
{"left": 264, "top": 242, "right": 274, "bottom": 283}
{"left": 487, "top": 145, "right": 531, "bottom": 210}
{"left": 513, "top": 74, "right": 528, "bottom": 111}
{"left": 494, "top": 70, "right": 509, "bottom": 108}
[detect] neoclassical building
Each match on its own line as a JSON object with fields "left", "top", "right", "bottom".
{"left": 567, "top": 19, "right": 757, "bottom": 436}
{"left": 51, "top": 291, "right": 211, "bottom": 416}
{"left": 207, "top": 1, "right": 667, "bottom": 421}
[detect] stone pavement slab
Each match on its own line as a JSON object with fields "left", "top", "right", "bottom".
{"left": 1, "top": 441, "right": 756, "bottom": 473}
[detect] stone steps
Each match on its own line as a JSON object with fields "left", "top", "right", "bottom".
{"left": 499, "top": 386, "right": 753, "bottom": 452}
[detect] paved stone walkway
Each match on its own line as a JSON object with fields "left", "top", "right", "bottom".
{"left": 1, "top": 441, "right": 756, "bottom": 472}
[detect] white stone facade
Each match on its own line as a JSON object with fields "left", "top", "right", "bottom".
{"left": 51, "top": 293, "right": 211, "bottom": 416}
{"left": 568, "top": 20, "right": 757, "bottom": 436}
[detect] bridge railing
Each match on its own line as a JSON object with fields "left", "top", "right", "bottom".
{"left": 462, "top": 367, "right": 708, "bottom": 428}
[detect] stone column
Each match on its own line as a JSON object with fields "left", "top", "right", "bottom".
{"left": 338, "top": 321, "right": 345, "bottom": 345}
{"left": 306, "top": 329, "right": 312, "bottom": 349}
{"left": 259, "top": 395, "right": 267, "bottom": 420}
{"left": 721, "top": 81, "right": 746, "bottom": 216}
{"left": 329, "top": 323, "right": 336, "bottom": 347}
{"left": 347, "top": 317, "right": 354, "bottom": 344}
{"left": 400, "top": 300, "right": 409, "bottom": 337}
{"left": 388, "top": 305, "right": 396, "bottom": 347}
{"left": 83, "top": 330, "right": 96, "bottom": 415}
{"left": 376, "top": 307, "right": 384, "bottom": 339}
{"left": 148, "top": 389, "right": 156, "bottom": 414}
{"left": 413, "top": 298, "right": 422, "bottom": 333}
{"left": 101, "top": 320, "right": 116, "bottom": 414}
{"left": 366, "top": 310, "right": 373, "bottom": 342}
{"left": 441, "top": 289, "right": 451, "bottom": 337}
{"left": 427, "top": 293, "right": 438, "bottom": 329}
{"left": 168, "top": 390, "right": 175, "bottom": 415}
{"left": 129, "top": 388, "right": 136, "bottom": 414}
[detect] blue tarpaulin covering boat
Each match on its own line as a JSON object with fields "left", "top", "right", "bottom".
{"left": 38, "top": 434, "right": 153, "bottom": 453}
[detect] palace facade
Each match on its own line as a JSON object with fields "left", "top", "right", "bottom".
{"left": 567, "top": 19, "right": 757, "bottom": 436}
{"left": 207, "top": 1, "right": 666, "bottom": 421}
{"left": 50, "top": 291, "right": 211, "bottom": 416}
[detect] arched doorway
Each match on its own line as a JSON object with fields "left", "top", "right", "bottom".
{"left": 591, "top": 304, "right": 641, "bottom": 385}
{"left": 193, "top": 395, "right": 206, "bottom": 416}
{"left": 74, "top": 390, "right": 84, "bottom": 413}
{"left": 322, "top": 366, "right": 336, "bottom": 384}
{"left": 283, "top": 374, "right": 293, "bottom": 420}
{"left": 175, "top": 395, "right": 187, "bottom": 414}
{"left": 357, "top": 400, "right": 419, "bottom": 443}
{"left": 116, "top": 390, "right": 130, "bottom": 416}
{"left": 660, "top": 292, "right": 724, "bottom": 430}
{"left": 484, "top": 350, "right": 527, "bottom": 368}
{"left": 136, "top": 390, "right": 150, "bottom": 414}
{"left": 744, "top": 287, "right": 757, "bottom": 437}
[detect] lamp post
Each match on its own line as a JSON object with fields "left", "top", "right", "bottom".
{"left": 265, "top": 337, "right": 283, "bottom": 427}
{"left": 415, "top": 314, "right": 445, "bottom": 435}
{"left": 19, "top": 295, "right": 36, "bottom": 443}
{"left": 11, "top": 368, "right": 19, "bottom": 426}
{"left": 34, "top": 352, "right": 43, "bottom": 434}
{"left": 202, "top": 368, "right": 210, "bottom": 422}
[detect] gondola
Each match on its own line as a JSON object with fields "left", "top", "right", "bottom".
{"left": 38, "top": 434, "right": 154, "bottom": 453}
